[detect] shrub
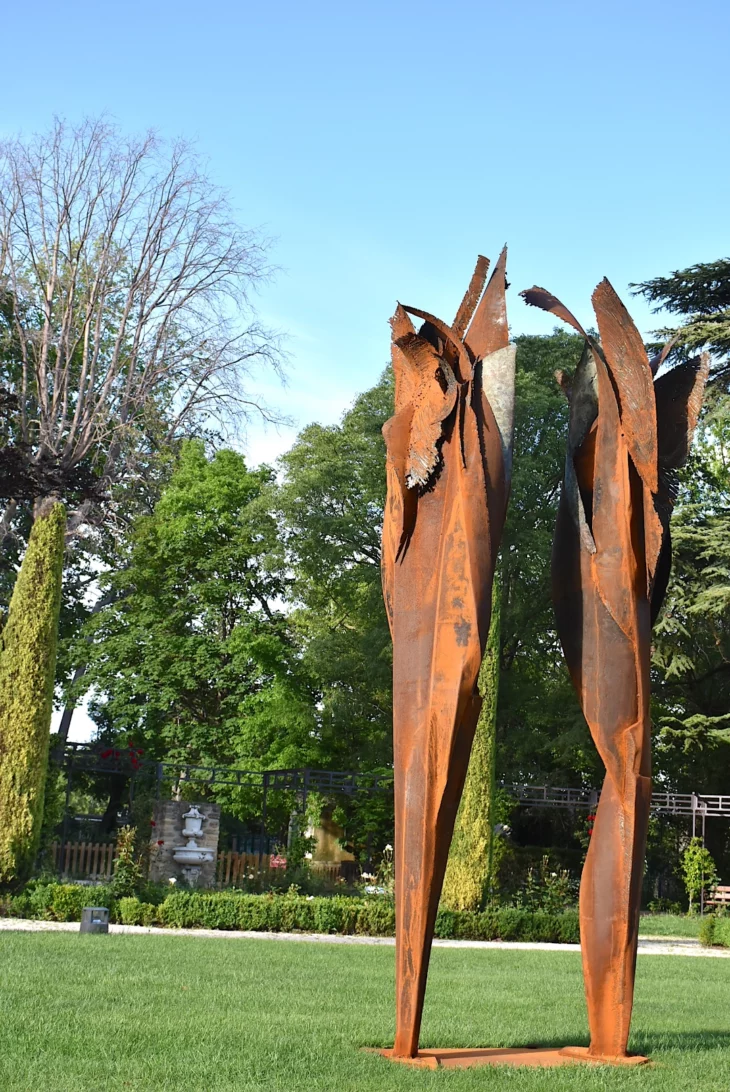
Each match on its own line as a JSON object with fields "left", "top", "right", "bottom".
{"left": 681, "top": 838, "right": 719, "bottom": 913}
{"left": 49, "top": 884, "right": 88, "bottom": 922}
{"left": 118, "top": 898, "right": 159, "bottom": 926}
{"left": 0, "top": 882, "right": 115, "bottom": 922}
{"left": 646, "top": 898, "right": 684, "bottom": 915}
{"left": 514, "top": 856, "right": 578, "bottom": 914}
{"left": 4, "top": 882, "right": 580, "bottom": 943}
{"left": 699, "top": 915, "right": 716, "bottom": 947}
{"left": 700, "top": 914, "right": 730, "bottom": 948}
{"left": 111, "top": 826, "right": 143, "bottom": 898}
{"left": 357, "top": 899, "right": 396, "bottom": 937}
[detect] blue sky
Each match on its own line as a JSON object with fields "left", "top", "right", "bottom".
{"left": 5, "top": 0, "right": 729, "bottom": 470}
{"left": 7, "top": 0, "right": 726, "bottom": 739}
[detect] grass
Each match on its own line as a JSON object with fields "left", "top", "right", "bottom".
{"left": 0, "top": 931, "right": 728, "bottom": 1091}
{"left": 638, "top": 914, "right": 702, "bottom": 938}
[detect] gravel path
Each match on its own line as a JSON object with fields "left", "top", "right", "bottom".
{"left": 1, "top": 918, "right": 727, "bottom": 957}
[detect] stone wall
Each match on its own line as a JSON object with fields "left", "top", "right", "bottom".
{"left": 149, "top": 801, "right": 220, "bottom": 887}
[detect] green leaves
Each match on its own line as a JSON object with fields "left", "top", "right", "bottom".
{"left": 0, "top": 503, "right": 65, "bottom": 884}
{"left": 81, "top": 441, "right": 317, "bottom": 777}
{"left": 275, "top": 374, "right": 394, "bottom": 774}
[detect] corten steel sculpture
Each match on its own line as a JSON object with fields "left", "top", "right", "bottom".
{"left": 523, "top": 281, "right": 708, "bottom": 1064}
{"left": 381, "top": 250, "right": 515, "bottom": 1059}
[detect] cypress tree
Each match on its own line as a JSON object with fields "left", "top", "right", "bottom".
{"left": 441, "top": 575, "right": 501, "bottom": 911}
{"left": 0, "top": 501, "right": 65, "bottom": 885}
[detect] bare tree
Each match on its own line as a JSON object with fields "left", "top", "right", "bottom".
{"left": 0, "top": 117, "right": 284, "bottom": 537}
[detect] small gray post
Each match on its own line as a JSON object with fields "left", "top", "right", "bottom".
{"left": 80, "top": 907, "right": 109, "bottom": 934}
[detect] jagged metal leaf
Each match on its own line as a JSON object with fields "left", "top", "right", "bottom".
{"left": 520, "top": 285, "right": 587, "bottom": 337}
{"left": 465, "top": 246, "right": 509, "bottom": 360}
{"left": 481, "top": 344, "right": 516, "bottom": 483}
{"left": 654, "top": 353, "right": 709, "bottom": 469}
{"left": 592, "top": 278, "right": 658, "bottom": 495}
{"left": 394, "top": 331, "right": 458, "bottom": 489}
{"left": 452, "top": 254, "right": 490, "bottom": 339}
{"left": 390, "top": 305, "right": 419, "bottom": 414}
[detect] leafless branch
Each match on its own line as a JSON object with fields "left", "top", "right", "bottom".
{"left": 0, "top": 117, "right": 285, "bottom": 535}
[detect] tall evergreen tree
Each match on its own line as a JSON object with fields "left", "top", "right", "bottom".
{"left": 0, "top": 502, "right": 64, "bottom": 884}
{"left": 441, "top": 578, "right": 501, "bottom": 911}
{"left": 631, "top": 258, "right": 730, "bottom": 375}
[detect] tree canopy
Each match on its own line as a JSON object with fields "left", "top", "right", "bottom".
{"left": 81, "top": 442, "right": 317, "bottom": 773}
{"left": 631, "top": 257, "right": 730, "bottom": 376}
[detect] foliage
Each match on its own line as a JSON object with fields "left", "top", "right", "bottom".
{"left": 283, "top": 832, "right": 316, "bottom": 874}
{"left": 699, "top": 914, "right": 730, "bottom": 948}
{"left": 373, "top": 842, "right": 394, "bottom": 898}
{"left": 442, "top": 579, "right": 501, "bottom": 911}
{"left": 681, "top": 837, "right": 720, "bottom": 912}
{"left": 0, "top": 882, "right": 115, "bottom": 922}
{"left": 497, "top": 330, "right": 599, "bottom": 787}
{"left": 649, "top": 402, "right": 730, "bottom": 877}
{"left": 0, "top": 117, "right": 284, "bottom": 760}
{"left": 275, "top": 373, "right": 394, "bottom": 775}
{"left": 80, "top": 442, "right": 318, "bottom": 813}
{"left": 0, "top": 503, "right": 65, "bottom": 885}
{"left": 118, "top": 896, "right": 160, "bottom": 927}
{"left": 4, "top": 882, "right": 579, "bottom": 942}
{"left": 513, "top": 854, "right": 577, "bottom": 914}
{"left": 631, "top": 257, "right": 730, "bottom": 376}
{"left": 630, "top": 255, "right": 730, "bottom": 881}
{"left": 111, "top": 826, "right": 143, "bottom": 898}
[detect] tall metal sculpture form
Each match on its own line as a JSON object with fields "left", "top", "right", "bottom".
{"left": 523, "top": 280, "right": 708, "bottom": 1064}
{"left": 381, "top": 250, "right": 515, "bottom": 1059}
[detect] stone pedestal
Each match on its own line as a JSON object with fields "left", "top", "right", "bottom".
{"left": 149, "top": 801, "right": 220, "bottom": 887}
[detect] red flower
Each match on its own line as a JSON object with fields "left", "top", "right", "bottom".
{"left": 157, "top": 840, "right": 164, "bottom": 846}
{"left": 150, "top": 820, "right": 156, "bottom": 827}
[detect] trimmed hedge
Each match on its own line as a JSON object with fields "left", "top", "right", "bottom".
{"left": 1, "top": 883, "right": 116, "bottom": 923}
{"left": 0, "top": 884, "right": 580, "bottom": 944}
{"left": 699, "top": 914, "right": 730, "bottom": 948}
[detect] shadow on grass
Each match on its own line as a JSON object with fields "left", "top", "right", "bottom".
{"left": 631, "top": 1031, "right": 730, "bottom": 1054}
{"left": 404, "top": 1031, "right": 730, "bottom": 1056}
{"left": 517, "top": 1031, "right": 730, "bottom": 1056}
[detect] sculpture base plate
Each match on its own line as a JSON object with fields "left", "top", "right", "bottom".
{"left": 559, "top": 1046, "right": 650, "bottom": 1066}
{"left": 366, "top": 1046, "right": 649, "bottom": 1070}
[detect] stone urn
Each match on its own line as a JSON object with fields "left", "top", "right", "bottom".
{"left": 173, "top": 806, "right": 215, "bottom": 886}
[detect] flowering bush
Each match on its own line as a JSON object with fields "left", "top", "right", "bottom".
{"left": 514, "top": 855, "right": 577, "bottom": 914}
{"left": 111, "top": 826, "right": 143, "bottom": 898}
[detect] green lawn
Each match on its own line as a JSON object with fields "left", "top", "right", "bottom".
{"left": 638, "top": 914, "right": 702, "bottom": 938}
{"left": 1, "top": 932, "right": 728, "bottom": 1091}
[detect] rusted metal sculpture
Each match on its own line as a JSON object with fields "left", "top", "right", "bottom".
{"left": 381, "top": 250, "right": 515, "bottom": 1059}
{"left": 523, "top": 280, "right": 708, "bottom": 1064}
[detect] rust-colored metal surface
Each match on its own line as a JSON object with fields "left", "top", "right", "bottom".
{"left": 381, "top": 251, "right": 515, "bottom": 1058}
{"left": 369, "top": 1045, "right": 648, "bottom": 1069}
{"left": 522, "top": 280, "right": 708, "bottom": 1062}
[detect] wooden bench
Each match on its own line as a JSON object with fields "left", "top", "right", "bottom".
{"left": 707, "top": 885, "right": 730, "bottom": 908}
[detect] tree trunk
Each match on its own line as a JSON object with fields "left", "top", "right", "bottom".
{"left": 54, "top": 664, "right": 88, "bottom": 751}
{"left": 0, "top": 500, "right": 65, "bottom": 886}
{"left": 441, "top": 574, "right": 501, "bottom": 911}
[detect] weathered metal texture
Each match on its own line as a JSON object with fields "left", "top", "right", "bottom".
{"left": 522, "top": 281, "right": 708, "bottom": 1062}
{"left": 382, "top": 251, "right": 515, "bottom": 1058}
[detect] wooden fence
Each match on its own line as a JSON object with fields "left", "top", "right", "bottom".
{"left": 216, "top": 851, "right": 275, "bottom": 886}
{"left": 50, "top": 841, "right": 116, "bottom": 880}
{"left": 49, "top": 842, "right": 346, "bottom": 886}
{"left": 215, "top": 851, "right": 343, "bottom": 886}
